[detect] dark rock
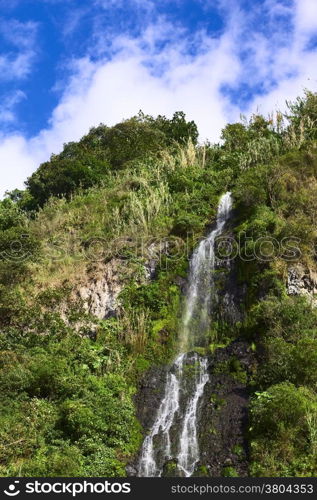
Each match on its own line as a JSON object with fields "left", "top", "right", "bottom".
{"left": 196, "top": 340, "right": 254, "bottom": 477}
{"left": 125, "top": 465, "right": 137, "bottom": 476}
{"left": 134, "top": 365, "right": 168, "bottom": 432}
{"left": 173, "top": 276, "right": 187, "bottom": 293}
{"left": 131, "top": 341, "right": 255, "bottom": 477}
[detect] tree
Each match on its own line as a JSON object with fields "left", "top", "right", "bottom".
{"left": 26, "top": 156, "right": 109, "bottom": 208}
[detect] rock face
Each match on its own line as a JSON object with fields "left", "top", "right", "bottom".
{"left": 143, "top": 239, "right": 171, "bottom": 281}
{"left": 134, "top": 365, "right": 168, "bottom": 435}
{"left": 131, "top": 341, "right": 255, "bottom": 477}
{"left": 73, "top": 259, "right": 131, "bottom": 319}
{"left": 213, "top": 227, "right": 246, "bottom": 325}
{"left": 197, "top": 341, "right": 255, "bottom": 477}
{"left": 72, "top": 243, "right": 168, "bottom": 320}
{"left": 287, "top": 264, "right": 317, "bottom": 307}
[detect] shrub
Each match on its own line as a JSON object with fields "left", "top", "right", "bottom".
{"left": 250, "top": 383, "right": 317, "bottom": 476}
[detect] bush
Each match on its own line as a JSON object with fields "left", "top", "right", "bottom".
{"left": 0, "top": 329, "right": 141, "bottom": 476}
{"left": 26, "top": 156, "right": 109, "bottom": 208}
{"left": 250, "top": 383, "right": 317, "bottom": 476}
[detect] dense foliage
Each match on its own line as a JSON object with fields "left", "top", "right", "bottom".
{"left": 19, "top": 111, "right": 199, "bottom": 210}
{"left": 1, "top": 93, "right": 317, "bottom": 476}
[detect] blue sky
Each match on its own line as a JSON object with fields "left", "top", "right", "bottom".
{"left": 1, "top": 0, "right": 317, "bottom": 196}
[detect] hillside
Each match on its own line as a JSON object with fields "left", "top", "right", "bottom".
{"left": 1, "top": 93, "right": 317, "bottom": 477}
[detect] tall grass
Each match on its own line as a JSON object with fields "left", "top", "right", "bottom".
{"left": 125, "top": 181, "right": 171, "bottom": 233}
{"left": 160, "top": 138, "right": 202, "bottom": 170}
{"left": 118, "top": 308, "right": 151, "bottom": 353}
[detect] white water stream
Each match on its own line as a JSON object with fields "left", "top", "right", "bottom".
{"left": 138, "top": 192, "right": 233, "bottom": 477}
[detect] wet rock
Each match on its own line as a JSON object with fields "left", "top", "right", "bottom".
{"left": 134, "top": 365, "right": 168, "bottom": 432}
{"left": 213, "top": 227, "right": 246, "bottom": 325}
{"left": 125, "top": 465, "right": 137, "bottom": 477}
{"left": 197, "top": 340, "right": 254, "bottom": 477}
{"left": 132, "top": 341, "right": 254, "bottom": 477}
{"left": 173, "top": 275, "right": 187, "bottom": 293}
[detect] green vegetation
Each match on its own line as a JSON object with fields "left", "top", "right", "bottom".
{"left": 212, "top": 356, "right": 248, "bottom": 384}
{"left": 229, "top": 91, "right": 317, "bottom": 476}
{"left": 197, "top": 464, "right": 209, "bottom": 476}
{"left": 0, "top": 111, "right": 214, "bottom": 476}
{"left": 222, "top": 466, "right": 239, "bottom": 477}
{"left": 210, "top": 394, "right": 226, "bottom": 411}
{"left": 1, "top": 92, "right": 317, "bottom": 476}
{"left": 18, "top": 111, "right": 198, "bottom": 210}
{"left": 0, "top": 325, "right": 141, "bottom": 476}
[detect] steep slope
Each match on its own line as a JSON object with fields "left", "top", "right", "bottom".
{"left": 0, "top": 93, "right": 317, "bottom": 477}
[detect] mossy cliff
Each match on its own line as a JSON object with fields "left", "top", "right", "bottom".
{"left": 1, "top": 93, "right": 317, "bottom": 476}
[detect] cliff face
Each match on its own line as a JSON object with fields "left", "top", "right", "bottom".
{"left": 213, "top": 226, "right": 246, "bottom": 325}
{"left": 287, "top": 264, "right": 317, "bottom": 307}
{"left": 69, "top": 240, "right": 171, "bottom": 321}
{"left": 50, "top": 207, "right": 316, "bottom": 479}
{"left": 132, "top": 340, "right": 255, "bottom": 477}
{"left": 198, "top": 340, "right": 254, "bottom": 477}
{"left": 131, "top": 209, "right": 252, "bottom": 477}
{"left": 74, "top": 259, "right": 130, "bottom": 319}
{"left": 2, "top": 95, "right": 317, "bottom": 478}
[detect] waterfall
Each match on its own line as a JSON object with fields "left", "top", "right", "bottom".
{"left": 177, "top": 354, "right": 209, "bottom": 477}
{"left": 180, "top": 191, "right": 233, "bottom": 352}
{"left": 138, "top": 192, "right": 233, "bottom": 477}
{"left": 138, "top": 354, "right": 184, "bottom": 477}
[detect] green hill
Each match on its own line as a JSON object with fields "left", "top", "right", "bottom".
{"left": 1, "top": 93, "right": 317, "bottom": 477}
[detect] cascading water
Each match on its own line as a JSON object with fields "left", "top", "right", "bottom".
{"left": 180, "top": 191, "right": 233, "bottom": 352}
{"left": 177, "top": 354, "right": 209, "bottom": 476}
{"left": 138, "top": 192, "right": 233, "bottom": 477}
{"left": 138, "top": 354, "right": 184, "bottom": 477}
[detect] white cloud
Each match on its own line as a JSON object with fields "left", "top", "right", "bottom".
{"left": 0, "top": 19, "right": 38, "bottom": 81}
{"left": 243, "top": 0, "right": 317, "bottom": 117}
{"left": 0, "top": 134, "right": 43, "bottom": 196}
{"left": 1, "top": 1, "right": 317, "bottom": 197}
{"left": 46, "top": 32, "right": 239, "bottom": 142}
{"left": 295, "top": 0, "right": 317, "bottom": 36}
{"left": 0, "top": 90, "right": 25, "bottom": 123}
